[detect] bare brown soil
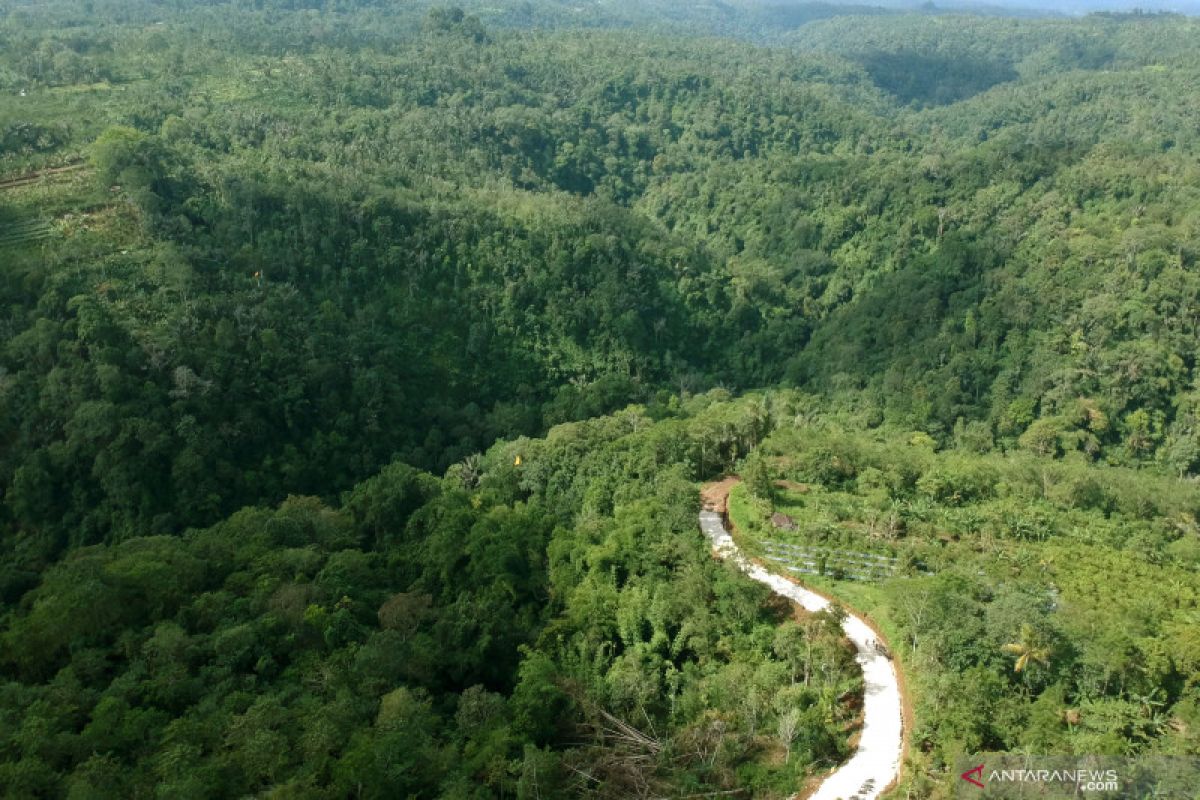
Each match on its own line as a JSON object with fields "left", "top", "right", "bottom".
{"left": 700, "top": 475, "right": 739, "bottom": 513}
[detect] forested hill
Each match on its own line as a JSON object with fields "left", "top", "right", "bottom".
{"left": 4, "top": 0, "right": 1200, "bottom": 796}
{"left": 5, "top": 5, "right": 1200, "bottom": 554}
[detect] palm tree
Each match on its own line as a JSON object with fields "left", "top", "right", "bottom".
{"left": 1003, "top": 624, "right": 1052, "bottom": 675}
{"left": 455, "top": 453, "right": 483, "bottom": 489}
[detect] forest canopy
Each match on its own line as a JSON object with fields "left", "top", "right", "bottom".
{"left": 2, "top": 0, "right": 1200, "bottom": 796}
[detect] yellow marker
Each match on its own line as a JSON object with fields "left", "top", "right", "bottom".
{"left": 514, "top": 455, "right": 522, "bottom": 466}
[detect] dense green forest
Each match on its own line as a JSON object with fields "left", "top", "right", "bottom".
{"left": 3, "top": 0, "right": 1200, "bottom": 796}
{"left": 0, "top": 393, "right": 870, "bottom": 797}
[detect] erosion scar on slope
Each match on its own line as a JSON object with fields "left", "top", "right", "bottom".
{"left": 699, "top": 480, "right": 905, "bottom": 800}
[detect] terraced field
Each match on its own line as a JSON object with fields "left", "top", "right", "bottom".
{"left": 0, "top": 164, "right": 131, "bottom": 262}
{"left": 761, "top": 539, "right": 901, "bottom": 582}
{"left": 0, "top": 217, "right": 54, "bottom": 249}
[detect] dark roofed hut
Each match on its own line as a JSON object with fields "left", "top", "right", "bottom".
{"left": 770, "top": 511, "right": 797, "bottom": 531}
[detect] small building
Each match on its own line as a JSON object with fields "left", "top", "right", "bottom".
{"left": 770, "top": 512, "right": 797, "bottom": 531}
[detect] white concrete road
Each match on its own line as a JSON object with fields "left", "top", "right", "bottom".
{"left": 700, "top": 510, "right": 904, "bottom": 800}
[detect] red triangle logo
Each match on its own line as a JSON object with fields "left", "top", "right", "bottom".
{"left": 961, "top": 763, "right": 985, "bottom": 788}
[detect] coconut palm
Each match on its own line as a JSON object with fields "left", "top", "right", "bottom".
{"left": 1003, "top": 623, "right": 1052, "bottom": 675}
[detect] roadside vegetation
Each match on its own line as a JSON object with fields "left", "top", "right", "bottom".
{"left": 730, "top": 413, "right": 1200, "bottom": 796}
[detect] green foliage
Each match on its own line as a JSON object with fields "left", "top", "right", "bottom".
{"left": 742, "top": 450, "right": 775, "bottom": 505}
{"left": 734, "top": 410, "right": 1200, "bottom": 791}
{"left": 4, "top": 3, "right": 1200, "bottom": 796}
{"left": 6, "top": 4, "right": 1200, "bottom": 564}
{"left": 0, "top": 395, "right": 863, "bottom": 795}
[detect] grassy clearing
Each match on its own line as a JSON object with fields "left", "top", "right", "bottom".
{"left": 728, "top": 483, "right": 902, "bottom": 636}
{"left": 0, "top": 166, "right": 149, "bottom": 285}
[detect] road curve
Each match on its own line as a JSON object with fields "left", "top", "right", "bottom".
{"left": 700, "top": 510, "right": 904, "bottom": 800}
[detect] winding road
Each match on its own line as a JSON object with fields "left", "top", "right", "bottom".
{"left": 699, "top": 501, "right": 904, "bottom": 800}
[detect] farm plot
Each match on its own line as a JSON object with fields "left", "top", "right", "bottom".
{"left": 0, "top": 217, "right": 54, "bottom": 248}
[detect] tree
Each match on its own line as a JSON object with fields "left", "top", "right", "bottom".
{"left": 772, "top": 620, "right": 808, "bottom": 684}
{"left": 1003, "top": 623, "right": 1052, "bottom": 677}
{"left": 88, "top": 126, "right": 171, "bottom": 213}
{"left": 743, "top": 451, "right": 775, "bottom": 506}
{"left": 777, "top": 707, "right": 802, "bottom": 762}
{"left": 1019, "top": 418, "right": 1064, "bottom": 458}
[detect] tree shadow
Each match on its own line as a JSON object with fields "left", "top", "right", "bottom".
{"left": 859, "top": 52, "right": 1018, "bottom": 107}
